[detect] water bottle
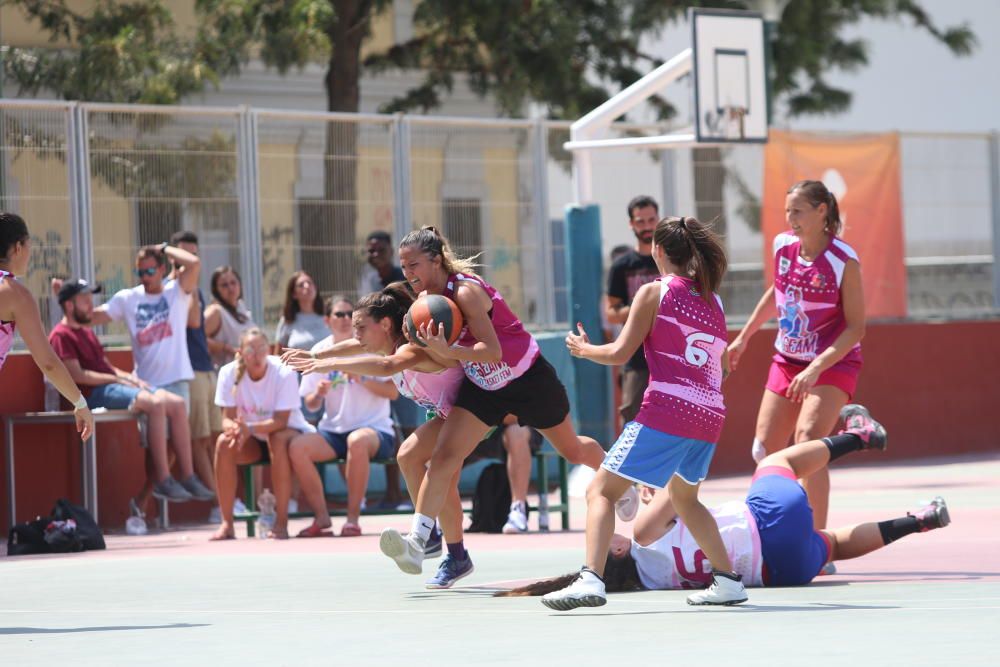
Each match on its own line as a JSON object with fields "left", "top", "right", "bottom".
{"left": 256, "top": 488, "right": 277, "bottom": 538}
{"left": 537, "top": 490, "right": 550, "bottom": 532}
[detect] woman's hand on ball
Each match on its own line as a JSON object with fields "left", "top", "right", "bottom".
{"left": 416, "top": 320, "right": 451, "bottom": 356}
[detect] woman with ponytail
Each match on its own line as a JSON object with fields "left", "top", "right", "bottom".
{"left": 211, "top": 328, "right": 314, "bottom": 540}
{"left": 283, "top": 283, "right": 476, "bottom": 586}
{"left": 728, "top": 180, "right": 865, "bottom": 542}
{"left": 376, "top": 226, "right": 637, "bottom": 586}
{"left": 0, "top": 212, "right": 93, "bottom": 440}
{"left": 543, "top": 216, "right": 748, "bottom": 609}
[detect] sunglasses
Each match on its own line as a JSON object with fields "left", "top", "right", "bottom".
{"left": 135, "top": 267, "right": 158, "bottom": 277}
{"left": 333, "top": 310, "right": 353, "bottom": 319}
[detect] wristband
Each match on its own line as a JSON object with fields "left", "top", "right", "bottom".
{"left": 310, "top": 351, "right": 317, "bottom": 359}
{"left": 73, "top": 395, "right": 88, "bottom": 410}
{"left": 158, "top": 242, "right": 170, "bottom": 254}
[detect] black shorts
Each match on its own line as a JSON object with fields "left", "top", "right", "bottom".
{"left": 252, "top": 436, "right": 270, "bottom": 463}
{"left": 453, "top": 355, "right": 570, "bottom": 430}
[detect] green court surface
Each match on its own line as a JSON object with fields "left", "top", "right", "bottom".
{"left": 2, "top": 453, "right": 999, "bottom": 666}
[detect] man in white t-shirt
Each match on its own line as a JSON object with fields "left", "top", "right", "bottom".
{"left": 90, "top": 243, "right": 214, "bottom": 503}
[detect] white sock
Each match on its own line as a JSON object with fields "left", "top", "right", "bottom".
{"left": 511, "top": 500, "right": 525, "bottom": 513}
{"left": 411, "top": 513, "right": 435, "bottom": 542}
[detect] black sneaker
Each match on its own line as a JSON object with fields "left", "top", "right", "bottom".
{"left": 838, "top": 404, "right": 887, "bottom": 451}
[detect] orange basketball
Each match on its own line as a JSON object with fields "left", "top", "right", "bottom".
{"left": 405, "top": 294, "right": 464, "bottom": 346}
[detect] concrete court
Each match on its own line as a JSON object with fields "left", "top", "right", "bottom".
{"left": 2, "top": 453, "right": 999, "bottom": 667}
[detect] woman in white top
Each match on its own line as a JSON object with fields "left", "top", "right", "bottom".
{"left": 288, "top": 296, "right": 399, "bottom": 538}
{"left": 205, "top": 265, "right": 255, "bottom": 367}
{"left": 211, "top": 327, "right": 314, "bottom": 540}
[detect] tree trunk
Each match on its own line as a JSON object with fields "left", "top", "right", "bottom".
{"left": 302, "top": 0, "right": 368, "bottom": 299}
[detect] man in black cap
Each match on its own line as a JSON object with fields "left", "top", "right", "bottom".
{"left": 49, "top": 279, "right": 202, "bottom": 513}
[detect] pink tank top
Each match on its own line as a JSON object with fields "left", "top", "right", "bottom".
{"left": 442, "top": 273, "right": 539, "bottom": 391}
{"left": 636, "top": 275, "right": 727, "bottom": 443}
{"left": 772, "top": 233, "right": 862, "bottom": 365}
{"left": 0, "top": 270, "right": 16, "bottom": 370}
{"left": 392, "top": 365, "right": 465, "bottom": 419}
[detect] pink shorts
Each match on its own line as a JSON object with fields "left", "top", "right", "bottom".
{"left": 766, "top": 357, "right": 860, "bottom": 400}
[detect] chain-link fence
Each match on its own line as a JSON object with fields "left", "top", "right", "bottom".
{"left": 1, "top": 98, "right": 997, "bottom": 351}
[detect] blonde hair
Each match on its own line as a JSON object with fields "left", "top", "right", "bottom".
{"left": 399, "top": 226, "right": 481, "bottom": 277}
{"left": 232, "top": 327, "right": 268, "bottom": 394}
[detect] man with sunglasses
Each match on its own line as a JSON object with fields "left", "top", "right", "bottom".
{"left": 90, "top": 243, "right": 215, "bottom": 506}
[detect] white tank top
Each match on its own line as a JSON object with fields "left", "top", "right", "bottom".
{"left": 211, "top": 301, "right": 254, "bottom": 368}
{"left": 630, "top": 501, "right": 764, "bottom": 590}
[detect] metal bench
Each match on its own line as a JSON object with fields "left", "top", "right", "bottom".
{"left": 3, "top": 409, "right": 149, "bottom": 528}
{"left": 236, "top": 450, "right": 570, "bottom": 537}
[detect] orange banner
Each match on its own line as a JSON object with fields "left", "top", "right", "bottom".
{"left": 762, "top": 129, "right": 907, "bottom": 318}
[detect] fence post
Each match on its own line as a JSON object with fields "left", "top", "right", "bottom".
{"left": 68, "top": 104, "right": 95, "bottom": 283}
{"left": 990, "top": 131, "right": 1000, "bottom": 310}
{"left": 532, "top": 119, "right": 554, "bottom": 326}
{"left": 392, "top": 113, "right": 412, "bottom": 242}
{"left": 238, "top": 108, "right": 264, "bottom": 323}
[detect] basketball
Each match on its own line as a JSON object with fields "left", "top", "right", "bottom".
{"left": 405, "top": 294, "right": 464, "bottom": 346}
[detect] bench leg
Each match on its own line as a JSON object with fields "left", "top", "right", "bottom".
{"left": 243, "top": 466, "right": 256, "bottom": 538}
{"left": 5, "top": 419, "right": 15, "bottom": 529}
{"left": 559, "top": 457, "right": 570, "bottom": 530}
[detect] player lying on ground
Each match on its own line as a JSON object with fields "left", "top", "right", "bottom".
{"left": 495, "top": 405, "right": 950, "bottom": 605}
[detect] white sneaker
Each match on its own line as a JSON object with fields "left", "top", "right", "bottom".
{"left": 541, "top": 568, "right": 607, "bottom": 611}
{"left": 614, "top": 485, "right": 639, "bottom": 522}
{"left": 379, "top": 528, "right": 426, "bottom": 575}
{"left": 686, "top": 571, "right": 748, "bottom": 606}
{"left": 502, "top": 502, "right": 529, "bottom": 534}
{"left": 233, "top": 498, "right": 249, "bottom": 515}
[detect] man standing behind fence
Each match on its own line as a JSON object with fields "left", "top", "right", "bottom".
{"left": 605, "top": 196, "right": 662, "bottom": 424}
{"left": 89, "top": 242, "right": 215, "bottom": 505}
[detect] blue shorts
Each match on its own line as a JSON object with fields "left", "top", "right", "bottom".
{"left": 746, "top": 467, "right": 832, "bottom": 586}
{"left": 155, "top": 380, "right": 190, "bottom": 413}
{"left": 320, "top": 429, "right": 396, "bottom": 460}
{"left": 601, "top": 422, "right": 716, "bottom": 489}
{"left": 87, "top": 383, "right": 142, "bottom": 411}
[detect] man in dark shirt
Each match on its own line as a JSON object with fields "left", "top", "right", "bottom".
{"left": 605, "top": 195, "right": 662, "bottom": 423}
{"left": 357, "top": 230, "right": 406, "bottom": 297}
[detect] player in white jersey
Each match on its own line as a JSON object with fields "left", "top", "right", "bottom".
{"left": 499, "top": 405, "right": 950, "bottom": 598}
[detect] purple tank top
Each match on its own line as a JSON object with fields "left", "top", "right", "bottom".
{"left": 772, "top": 233, "right": 862, "bottom": 366}
{"left": 392, "top": 365, "right": 465, "bottom": 419}
{"left": 636, "top": 276, "right": 727, "bottom": 443}
{"left": 0, "top": 270, "right": 16, "bottom": 370}
{"left": 442, "top": 273, "right": 539, "bottom": 391}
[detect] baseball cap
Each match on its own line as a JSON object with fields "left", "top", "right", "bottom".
{"left": 57, "top": 278, "right": 103, "bottom": 304}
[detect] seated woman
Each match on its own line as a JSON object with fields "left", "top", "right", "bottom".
{"left": 495, "top": 406, "right": 950, "bottom": 602}
{"left": 289, "top": 296, "right": 399, "bottom": 538}
{"left": 211, "top": 327, "right": 315, "bottom": 540}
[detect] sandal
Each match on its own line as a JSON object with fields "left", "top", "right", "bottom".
{"left": 340, "top": 522, "right": 362, "bottom": 537}
{"left": 267, "top": 527, "right": 290, "bottom": 540}
{"left": 296, "top": 522, "right": 334, "bottom": 538}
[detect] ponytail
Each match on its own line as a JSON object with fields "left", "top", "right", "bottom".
{"left": 232, "top": 327, "right": 267, "bottom": 395}
{"left": 493, "top": 552, "right": 644, "bottom": 597}
{"left": 787, "top": 180, "right": 841, "bottom": 236}
{"left": 399, "top": 226, "right": 481, "bottom": 276}
{"left": 652, "top": 216, "right": 728, "bottom": 303}
{"left": 356, "top": 280, "right": 415, "bottom": 341}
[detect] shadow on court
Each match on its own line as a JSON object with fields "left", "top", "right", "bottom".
{"left": 0, "top": 623, "right": 208, "bottom": 635}
{"left": 549, "top": 602, "right": 898, "bottom": 617}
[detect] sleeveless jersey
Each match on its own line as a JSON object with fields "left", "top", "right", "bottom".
{"left": 0, "top": 270, "right": 16, "bottom": 370}
{"left": 392, "top": 365, "right": 465, "bottom": 419}
{"left": 442, "top": 273, "right": 539, "bottom": 391}
{"left": 772, "top": 233, "right": 862, "bottom": 365}
{"left": 630, "top": 501, "right": 764, "bottom": 590}
{"left": 636, "top": 275, "right": 727, "bottom": 443}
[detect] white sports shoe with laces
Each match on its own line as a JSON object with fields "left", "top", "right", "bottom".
{"left": 379, "top": 528, "right": 426, "bottom": 575}
{"left": 541, "top": 568, "right": 607, "bottom": 611}
{"left": 686, "top": 571, "right": 748, "bottom": 606}
{"left": 502, "top": 502, "right": 529, "bottom": 534}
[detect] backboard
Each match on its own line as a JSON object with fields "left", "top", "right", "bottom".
{"left": 691, "top": 8, "right": 768, "bottom": 143}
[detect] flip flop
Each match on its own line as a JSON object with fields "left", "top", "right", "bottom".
{"left": 340, "top": 522, "right": 362, "bottom": 537}
{"left": 296, "top": 523, "right": 334, "bottom": 538}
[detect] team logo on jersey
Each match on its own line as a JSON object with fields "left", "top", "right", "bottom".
{"left": 778, "top": 286, "right": 818, "bottom": 357}
{"left": 778, "top": 256, "right": 791, "bottom": 275}
{"left": 810, "top": 272, "right": 826, "bottom": 289}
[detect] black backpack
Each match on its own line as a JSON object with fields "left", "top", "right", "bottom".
{"left": 6, "top": 499, "right": 105, "bottom": 556}
{"left": 51, "top": 498, "right": 105, "bottom": 551}
{"left": 468, "top": 462, "right": 523, "bottom": 533}
{"left": 7, "top": 517, "right": 51, "bottom": 556}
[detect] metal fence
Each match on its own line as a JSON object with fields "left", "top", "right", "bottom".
{"left": 1, "top": 99, "right": 997, "bottom": 349}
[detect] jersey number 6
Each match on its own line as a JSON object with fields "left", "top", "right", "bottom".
{"left": 684, "top": 333, "right": 716, "bottom": 368}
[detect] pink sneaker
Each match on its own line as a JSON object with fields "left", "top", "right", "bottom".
{"left": 838, "top": 404, "right": 887, "bottom": 451}
{"left": 909, "top": 496, "right": 951, "bottom": 532}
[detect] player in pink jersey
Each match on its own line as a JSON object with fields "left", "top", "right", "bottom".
{"left": 498, "top": 405, "right": 950, "bottom": 599}
{"left": 0, "top": 212, "right": 93, "bottom": 440}
{"left": 729, "top": 180, "right": 865, "bottom": 539}
{"left": 377, "top": 226, "right": 634, "bottom": 585}
{"left": 543, "top": 216, "right": 747, "bottom": 610}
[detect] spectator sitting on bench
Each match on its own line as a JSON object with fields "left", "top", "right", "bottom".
{"left": 289, "top": 295, "right": 399, "bottom": 538}
{"left": 468, "top": 415, "right": 543, "bottom": 533}
{"left": 49, "top": 278, "right": 214, "bottom": 513}
{"left": 211, "top": 327, "right": 315, "bottom": 540}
